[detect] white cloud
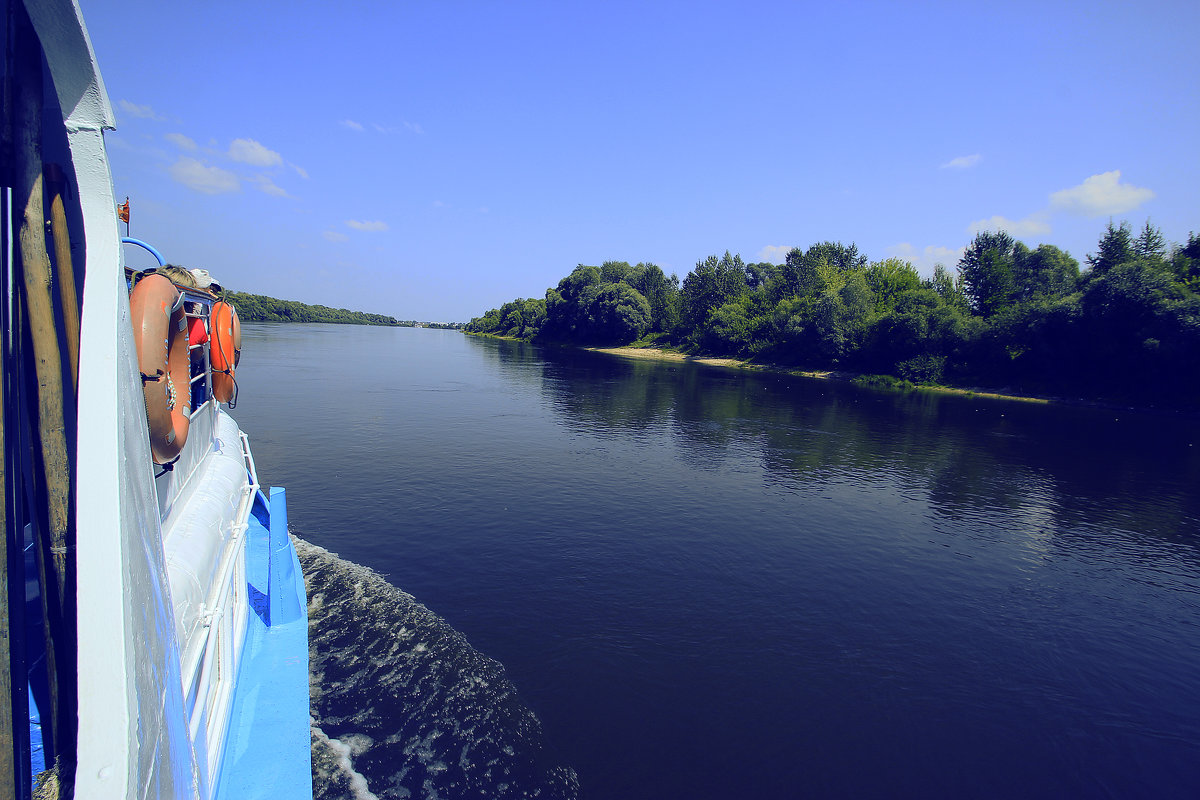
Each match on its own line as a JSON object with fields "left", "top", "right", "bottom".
{"left": 967, "top": 214, "right": 1052, "bottom": 238}
{"left": 323, "top": 231, "right": 349, "bottom": 242}
{"left": 164, "top": 132, "right": 197, "bottom": 151}
{"left": 1049, "top": 170, "right": 1154, "bottom": 217}
{"left": 368, "top": 121, "right": 424, "bottom": 135}
{"left": 927, "top": 244, "right": 964, "bottom": 266}
{"left": 119, "top": 99, "right": 166, "bottom": 121}
{"left": 756, "top": 245, "right": 791, "bottom": 264}
{"left": 251, "top": 175, "right": 288, "bottom": 197}
{"left": 885, "top": 243, "right": 965, "bottom": 275}
{"left": 340, "top": 119, "right": 365, "bottom": 132}
{"left": 169, "top": 157, "right": 240, "bottom": 195}
{"left": 228, "top": 138, "right": 283, "bottom": 167}
{"left": 346, "top": 219, "right": 388, "bottom": 232}
{"left": 941, "top": 154, "right": 981, "bottom": 170}
{"left": 290, "top": 163, "right": 309, "bottom": 179}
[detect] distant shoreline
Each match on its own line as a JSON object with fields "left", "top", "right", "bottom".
{"left": 584, "top": 345, "right": 1052, "bottom": 405}
{"left": 466, "top": 333, "right": 1188, "bottom": 413}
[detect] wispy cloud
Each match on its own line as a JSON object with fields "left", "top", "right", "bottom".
{"left": 251, "top": 175, "right": 289, "bottom": 197}
{"left": 164, "top": 132, "right": 197, "bottom": 151}
{"left": 366, "top": 121, "right": 425, "bottom": 135}
{"left": 340, "top": 119, "right": 365, "bottom": 132}
{"left": 346, "top": 220, "right": 389, "bottom": 232}
{"left": 963, "top": 170, "right": 1154, "bottom": 244}
{"left": 756, "top": 245, "right": 791, "bottom": 265}
{"left": 290, "top": 163, "right": 309, "bottom": 180}
{"left": 169, "top": 157, "right": 240, "bottom": 195}
{"left": 941, "top": 154, "right": 981, "bottom": 170}
{"left": 228, "top": 138, "right": 283, "bottom": 167}
{"left": 1049, "top": 170, "right": 1154, "bottom": 217}
{"left": 323, "top": 231, "right": 349, "bottom": 242}
{"left": 119, "top": 99, "right": 167, "bottom": 121}
{"left": 885, "top": 243, "right": 965, "bottom": 275}
{"left": 967, "top": 214, "right": 1052, "bottom": 238}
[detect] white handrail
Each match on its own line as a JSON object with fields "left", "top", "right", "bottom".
{"left": 240, "top": 430, "right": 261, "bottom": 488}
{"left": 179, "top": 486, "right": 252, "bottom": 697}
{"left": 178, "top": 430, "right": 261, "bottom": 707}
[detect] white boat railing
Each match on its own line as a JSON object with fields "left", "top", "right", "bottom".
{"left": 173, "top": 420, "right": 262, "bottom": 796}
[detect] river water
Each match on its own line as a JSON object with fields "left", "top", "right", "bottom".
{"left": 232, "top": 323, "right": 1200, "bottom": 799}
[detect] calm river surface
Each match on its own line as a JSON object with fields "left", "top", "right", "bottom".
{"left": 234, "top": 323, "right": 1200, "bottom": 799}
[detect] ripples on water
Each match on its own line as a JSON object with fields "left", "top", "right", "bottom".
{"left": 299, "top": 537, "right": 579, "bottom": 800}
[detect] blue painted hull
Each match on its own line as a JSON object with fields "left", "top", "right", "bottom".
{"left": 217, "top": 488, "right": 312, "bottom": 798}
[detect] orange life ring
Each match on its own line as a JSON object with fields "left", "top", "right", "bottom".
{"left": 130, "top": 273, "right": 190, "bottom": 463}
{"left": 210, "top": 301, "right": 241, "bottom": 404}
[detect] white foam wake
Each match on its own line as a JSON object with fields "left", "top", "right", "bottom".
{"left": 297, "top": 535, "right": 579, "bottom": 800}
{"left": 311, "top": 723, "right": 380, "bottom": 800}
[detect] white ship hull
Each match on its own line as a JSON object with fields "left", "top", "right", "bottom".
{"left": 4, "top": 1, "right": 312, "bottom": 797}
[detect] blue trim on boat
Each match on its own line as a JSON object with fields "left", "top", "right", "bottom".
{"left": 214, "top": 487, "right": 312, "bottom": 798}
{"left": 269, "top": 488, "right": 303, "bottom": 626}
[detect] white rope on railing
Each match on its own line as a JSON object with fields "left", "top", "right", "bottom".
{"left": 179, "top": 426, "right": 261, "bottom": 723}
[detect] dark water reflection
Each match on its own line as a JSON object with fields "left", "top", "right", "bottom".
{"left": 494, "top": 339, "right": 1200, "bottom": 548}
{"left": 236, "top": 325, "right": 1200, "bottom": 800}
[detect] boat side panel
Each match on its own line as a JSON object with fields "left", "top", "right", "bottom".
{"left": 70, "top": 120, "right": 197, "bottom": 797}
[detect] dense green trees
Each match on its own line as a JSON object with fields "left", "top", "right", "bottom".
{"left": 476, "top": 262, "right": 661, "bottom": 344}
{"left": 773, "top": 242, "right": 867, "bottom": 302}
{"left": 466, "top": 220, "right": 1200, "bottom": 406}
{"left": 590, "top": 283, "right": 652, "bottom": 342}
{"left": 960, "top": 231, "right": 1019, "bottom": 317}
{"left": 864, "top": 258, "right": 922, "bottom": 313}
{"left": 1088, "top": 221, "right": 1135, "bottom": 276}
{"left": 1173, "top": 233, "right": 1200, "bottom": 292}
{"left": 1013, "top": 244, "right": 1079, "bottom": 302}
{"left": 225, "top": 290, "right": 404, "bottom": 326}
{"left": 680, "top": 252, "right": 753, "bottom": 334}
{"left": 467, "top": 297, "right": 546, "bottom": 339}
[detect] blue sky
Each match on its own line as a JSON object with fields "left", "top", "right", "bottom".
{"left": 84, "top": 0, "right": 1198, "bottom": 323}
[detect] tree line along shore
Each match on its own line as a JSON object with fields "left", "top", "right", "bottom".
{"left": 223, "top": 290, "right": 459, "bottom": 329}
{"left": 465, "top": 221, "right": 1200, "bottom": 408}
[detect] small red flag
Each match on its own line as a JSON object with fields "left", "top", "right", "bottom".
{"left": 118, "top": 198, "right": 130, "bottom": 224}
